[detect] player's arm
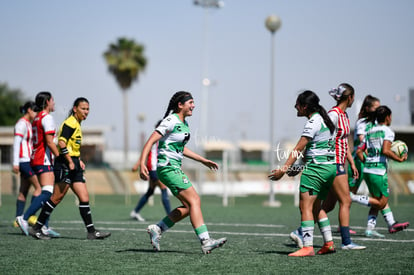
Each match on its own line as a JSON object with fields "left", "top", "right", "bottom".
{"left": 347, "top": 144, "right": 358, "bottom": 179}
{"left": 382, "top": 140, "right": 407, "bottom": 162}
{"left": 356, "top": 142, "right": 366, "bottom": 162}
{"left": 184, "top": 147, "right": 218, "bottom": 170}
{"left": 12, "top": 134, "right": 23, "bottom": 174}
{"left": 268, "top": 136, "right": 309, "bottom": 181}
{"left": 46, "top": 133, "right": 60, "bottom": 158}
{"left": 59, "top": 124, "right": 76, "bottom": 170}
{"left": 138, "top": 131, "right": 162, "bottom": 180}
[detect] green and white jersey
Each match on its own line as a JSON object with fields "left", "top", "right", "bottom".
{"left": 301, "top": 113, "right": 336, "bottom": 164}
{"left": 352, "top": 118, "right": 374, "bottom": 155}
{"left": 362, "top": 124, "right": 394, "bottom": 176}
{"left": 156, "top": 114, "right": 191, "bottom": 168}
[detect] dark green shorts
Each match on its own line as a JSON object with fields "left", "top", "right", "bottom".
{"left": 157, "top": 166, "right": 192, "bottom": 196}
{"left": 300, "top": 163, "right": 336, "bottom": 200}
{"left": 363, "top": 172, "right": 389, "bottom": 198}
{"left": 348, "top": 157, "right": 364, "bottom": 189}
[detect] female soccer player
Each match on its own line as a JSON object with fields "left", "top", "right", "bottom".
{"left": 30, "top": 97, "right": 111, "bottom": 240}
{"left": 16, "top": 92, "right": 60, "bottom": 237}
{"left": 289, "top": 84, "right": 366, "bottom": 251}
{"left": 13, "top": 101, "right": 41, "bottom": 224}
{"left": 348, "top": 95, "right": 380, "bottom": 194}
{"left": 269, "top": 90, "right": 337, "bottom": 257}
{"left": 347, "top": 95, "right": 385, "bottom": 238}
{"left": 353, "top": 106, "right": 409, "bottom": 234}
{"left": 131, "top": 120, "right": 171, "bottom": 222}
{"left": 320, "top": 83, "right": 365, "bottom": 249}
{"left": 138, "top": 91, "right": 226, "bottom": 254}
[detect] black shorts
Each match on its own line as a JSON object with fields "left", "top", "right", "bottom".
{"left": 54, "top": 156, "right": 85, "bottom": 184}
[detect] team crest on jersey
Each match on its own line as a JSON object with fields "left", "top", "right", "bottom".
{"left": 182, "top": 176, "right": 189, "bottom": 184}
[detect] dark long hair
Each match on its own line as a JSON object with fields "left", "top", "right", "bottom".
{"left": 68, "top": 97, "right": 89, "bottom": 117}
{"left": 374, "top": 105, "right": 392, "bottom": 124}
{"left": 34, "top": 91, "right": 52, "bottom": 111}
{"left": 358, "top": 94, "right": 380, "bottom": 120}
{"left": 19, "top": 101, "right": 37, "bottom": 114}
{"left": 297, "top": 90, "right": 335, "bottom": 134}
{"left": 163, "top": 91, "right": 193, "bottom": 119}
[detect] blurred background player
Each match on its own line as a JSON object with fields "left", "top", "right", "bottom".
{"left": 270, "top": 90, "right": 337, "bottom": 256}
{"left": 131, "top": 120, "right": 171, "bottom": 222}
{"left": 30, "top": 97, "right": 111, "bottom": 240}
{"left": 138, "top": 91, "right": 226, "bottom": 254}
{"left": 16, "top": 92, "right": 60, "bottom": 237}
{"left": 353, "top": 105, "right": 409, "bottom": 235}
{"left": 12, "top": 101, "right": 41, "bottom": 226}
{"left": 348, "top": 95, "right": 384, "bottom": 237}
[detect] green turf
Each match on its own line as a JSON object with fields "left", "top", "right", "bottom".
{"left": 1, "top": 194, "right": 413, "bottom": 274}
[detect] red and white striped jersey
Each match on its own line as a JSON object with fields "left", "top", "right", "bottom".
{"left": 30, "top": 110, "right": 56, "bottom": 166}
{"left": 328, "top": 106, "right": 350, "bottom": 164}
{"left": 146, "top": 143, "right": 158, "bottom": 172}
{"left": 13, "top": 117, "right": 33, "bottom": 166}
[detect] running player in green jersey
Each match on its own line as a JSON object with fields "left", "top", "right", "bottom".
{"left": 138, "top": 91, "right": 226, "bottom": 254}
{"left": 353, "top": 105, "right": 409, "bottom": 234}
{"left": 269, "top": 90, "right": 337, "bottom": 257}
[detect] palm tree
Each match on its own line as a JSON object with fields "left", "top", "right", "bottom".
{"left": 103, "top": 38, "right": 147, "bottom": 164}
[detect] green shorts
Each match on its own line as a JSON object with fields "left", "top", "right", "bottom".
{"left": 157, "top": 166, "right": 192, "bottom": 196}
{"left": 363, "top": 172, "right": 389, "bottom": 198}
{"left": 348, "top": 157, "right": 364, "bottom": 189}
{"left": 300, "top": 163, "right": 336, "bottom": 200}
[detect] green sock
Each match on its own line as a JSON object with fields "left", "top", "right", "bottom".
{"left": 195, "top": 224, "right": 210, "bottom": 241}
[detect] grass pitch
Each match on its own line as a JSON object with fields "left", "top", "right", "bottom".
{"left": 1, "top": 194, "right": 413, "bottom": 274}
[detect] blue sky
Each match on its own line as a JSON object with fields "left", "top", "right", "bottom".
{"left": 1, "top": 0, "right": 413, "bottom": 150}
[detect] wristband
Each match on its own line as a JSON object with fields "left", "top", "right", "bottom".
{"left": 61, "top": 147, "right": 69, "bottom": 155}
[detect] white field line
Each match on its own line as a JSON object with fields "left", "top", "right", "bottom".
{"left": 18, "top": 220, "right": 413, "bottom": 243}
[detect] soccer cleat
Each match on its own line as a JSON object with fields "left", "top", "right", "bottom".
{"left": 201, "top": 237, "right": 227, "bottom": 254}
{"left": 389, "top": 222, "right": 409, "bottom": 234}
{"left": 130, "top": 210, "right": 145, "bottom": 222}
{"left": 87, "top": 230, "right": 111, "bottom": 240}
{"left": 16, "top": 216, "right": 29, "bottom": 236}
{"left": 365, "top": 230, "right": 385, "bottom": 238}
{"left": 289, "top": 230, "right": 303, "bottom": 248}
{"left": 288, "top": 246, "right": 315, "bottom": 257}
{"left": 41, "top": 226, "right": 61, "bottom": 238}
{"left": 317, "top": 241, "right": 336, "bottom": 255}
{"left": 29, "top": 227, "right": 51, "bottom": 240}
{"left": 13, "top": 219, "right": 19, "bottom": 228}
{"left": 147, "top": 224, "right": 162, "bottom": 251}
{"left": 341, "top": 242, "right": 366, "bottom": 250}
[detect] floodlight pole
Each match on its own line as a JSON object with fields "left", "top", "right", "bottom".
{"left": 265, "top": 15, "right": 282, "bottom": 207}
{"left": 194, "top": 0, "right": 223, "bottom": 140}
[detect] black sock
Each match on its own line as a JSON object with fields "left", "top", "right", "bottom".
{"left": 79, "top": 201, "right": 95, "bottom": 233}
{"left": 34, "top": 200, "right": 56, "bottom": 230}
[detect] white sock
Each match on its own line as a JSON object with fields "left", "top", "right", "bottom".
{"left": 350, "top": 193, "right": 370, "bottom": 206}
{"left": 318, "top": 218, "right": 332, "bottom": 243}
{"left": 381, "top": 208, "right": 396, "bottom": 227}
{"left": 366, "top": 215, "right": 377, "bottom": 231}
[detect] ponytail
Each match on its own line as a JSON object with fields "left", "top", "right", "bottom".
{"left": 19, "top": 101, "right": 37, "bottom": 114}
{"left": 317, "top": 105, "right": 336, "bottom": 134}
{"left": 297, "top": 90, "right": 335, "bottom": 134}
